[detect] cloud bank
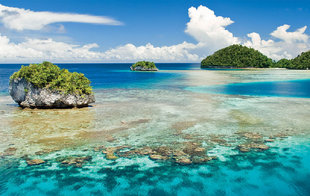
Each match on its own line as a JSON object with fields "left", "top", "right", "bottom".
{"left": 0, "top": 4, "right": 121, "bottom": 31}
{"left": 0, "top": 4, "right": 309, "bottom": 62}
{"left": 245, "top": 25, "right": 310, "bottom": 60}
{"left": 0, "top": 34, "right": 201, "bottom": 62}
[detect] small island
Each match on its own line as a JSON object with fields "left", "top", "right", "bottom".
{"left": 130, "top": 61, "right": 158, "bottom": 71}
{"left": 201, "top": 44, "right": 310, "bottom": 69}
{"left": 201, "top": 45, "right": 273, "bottom": 68}
{"left": 9, "top": 61, "right": 95, "bottom": 108}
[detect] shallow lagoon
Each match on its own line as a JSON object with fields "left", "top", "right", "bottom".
{"left": 1, "top": 64, "right": 310, "bottom": 195}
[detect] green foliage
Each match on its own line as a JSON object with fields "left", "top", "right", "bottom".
{"left": 290, "top": 51, "right": 310, "bottom": 69}
{"left": 201, "top": 45, "right": 274, "bottom": 68}
{"left": 132, "top": 61, "right": 157, "bottom": 69}
{"left": 272, "top": 51, "right": 310, "bottom": 69}
{"left": 274, "top": 58, "right": 293, "bottom": 68}
{"left": 201, "top": 44, "right": 310, "bottom": 70}
{"left": 10, "top": 61, "right": 93, "bottom": 95}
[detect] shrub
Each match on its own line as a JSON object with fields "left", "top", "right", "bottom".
{"left": 10, "top": 61, "right": 93, "bottom": 95}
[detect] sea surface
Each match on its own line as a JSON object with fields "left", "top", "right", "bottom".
{"left": 0, "top": 63, "right": 310, "bottom": 195}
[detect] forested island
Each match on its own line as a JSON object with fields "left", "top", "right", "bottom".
{"left": 9, "top": 61, "right": 95, "bottom": 108}
{"left": 130, "top": 61, "right": 158, "bottom": 71}
{"left": 201, "top": 45, "right": 310, "bottom": 69}
{"left": 275, "top": 51, "right": 310, "bottom": 69}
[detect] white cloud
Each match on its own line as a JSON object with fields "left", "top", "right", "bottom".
{"left": 0, "top": 34, "right": 102, "bottom": 62}
{"left": 271, "top": 25, "right": 308, "bottom": 43}
{"left": 185, "top": 5, "right": 239, "bottom": 52}
{"left": 0, "top": 4, "right": 122, "bottom": 31}
{"left": 0, "top": 34, "right": 201, "bottom": 63}
{"left": 184, "top": 6, "right": 310, "bottom": 60}
{"left": 0, "top": 4, "right": 309, "bottom": 62}
{"left": 102, "top": 42, "right": 201, "bottom": 62}
{"left": 245, "top": 25, "right": 310, "bottom": 60}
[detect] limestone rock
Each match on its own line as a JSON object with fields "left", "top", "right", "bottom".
{"left": 27, "top": 159, "right": 45, "bottom": 166}
{"left": 9, "top": 78, "right": 95, "bottom": 108}
{"left": 264, "top": 138, "right": 275, "bottom": 142}
{"left": 243, "top": 132, "right": 262, "bottom": 140}
{"left": 60, "top": 156, "right": 92, "bottom": 167}
{"left": 175, "top": 157, "right": 192, "bottom": 165}
{"left": 238, "top": 143, "right": 270, "bottom": 152}
{"left": 130, "top": 66, "right": 158, "bottom": 71}
{"left": 149, "top": 154, "right": 169, "bottom": 160}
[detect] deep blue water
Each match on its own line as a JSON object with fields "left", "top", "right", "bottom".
{"left": 187, "top": 79, "right": 310, "bottom": 98}
{"left": 1, "top": 63, "right": 310, "bottom": 98}
{"left": 0, "top": 63, "right": 198, "bottom": 94}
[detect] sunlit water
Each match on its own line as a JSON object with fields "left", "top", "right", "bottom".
{"left": 1, "top": 64, "right": 310, "bottom": 195}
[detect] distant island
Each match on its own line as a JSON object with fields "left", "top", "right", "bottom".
{"left": 130, "top": 61, "right": 158, "bottom": 71}
{"left": 201, "top": 45, "right": 310, "bottom": 69}
{"left": 9, "top": 61, "right": 95, "bottom": 108}
{"left": 275, "top": 51, "right": 310, "bottom": 69}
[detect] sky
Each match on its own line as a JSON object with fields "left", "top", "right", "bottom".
{"left": 0, "top": 0, "right": 309, "bottom": 63}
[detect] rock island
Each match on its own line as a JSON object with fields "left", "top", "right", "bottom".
{"left": 9, "top": 61, "right": 95, "bottom": 108}
{"left": 130, "top": 61, "right": 158, "bottom": 71}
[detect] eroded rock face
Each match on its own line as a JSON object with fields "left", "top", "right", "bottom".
{"left": 130, "top": 66, "right": 158, "bottom": 71}
{"left": 9, "top": 78, "right": 95, "bottom": 108}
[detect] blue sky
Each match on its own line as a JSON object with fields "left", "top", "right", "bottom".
{"left": 0, "top": 0, "right": 309, "bottom": 62}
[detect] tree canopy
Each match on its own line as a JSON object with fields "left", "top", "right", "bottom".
{"left": 290, "top": 51, "right": 310, "bottom": 69}
{"left": 10, "top": 61, "right": 93, "bottom": 95}
{"left": 131, "top": 61, "right": 157, "bottom": 69}
{"left": 201, "top": 45, "right": 274, "bottom": 68}
{"left": 272, "top": 51, "right": 310, "bottom": 69}
{"left": 274, "top": 59, "right": 293, "bottom": 68}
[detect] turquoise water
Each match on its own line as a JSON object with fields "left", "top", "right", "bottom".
{"left": 187, "top": 79, "right": 310, "bottom": 98}
{"left": 1, "top": 64, "right": 310, "bottom": 195}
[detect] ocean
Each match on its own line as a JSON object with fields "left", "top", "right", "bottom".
{"left": 0, "top": 63, "right": 310, "bottom": 195}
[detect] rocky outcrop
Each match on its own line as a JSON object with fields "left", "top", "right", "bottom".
{"left": 2, "top": 147, "right": 17, "bottom": 156}
{"left": 9, "top": 78, "right": 95, "bottom": 108}
{"left": 130, "top": 66, "right": 158, "bottom": 71}
{"left": 27, "top": 159, "right": 45, "bottom": 166}
{"left": 60, "top": 156, "right": 92, "bottom": 167}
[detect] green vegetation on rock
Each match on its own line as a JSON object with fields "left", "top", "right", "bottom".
{"left": 274, "top": 58, "right": 293, "bottom": 68}
{"left": 201, "top": 44, "right": 310, "bottom": 70}
{"left": 290, "top": 51, "right": 310, "bottom": 69}
{"left": 131, "top": 61, "right": 157, "bottom": 70}
{"left": 273, "top": 51, "right": 310, "bottom": 69}
{"left": 201, "top": 45, "right": 274, "bottom": 68}
{"left": 10, "top": 61, "right": 93, "bottom": 95}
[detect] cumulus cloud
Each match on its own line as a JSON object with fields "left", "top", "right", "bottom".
{"left": 184, "top": 6, "right": 310, "bottom": 60}
{"left": 0, "top": 4, "right": 122, "bottom": 31}
{"left": 185, "top": 5, "right": 239, "bottom": 52}
{"left": 0, "top": 4, "right": 309, "bottom": 62}
{"left": 0, "top": 34, "right": 201, "bottom": 62}
{"left": 0, "top": 34, "right": 101, "bottom": 62}
{"left": 102, "top": 42, "right": 201, "bottom": 62}
{"left": 245, "top": 25, "right": 310, "bottom": 60}
{"left": 271, "top": 25, "right": 308, "bottom": 43}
